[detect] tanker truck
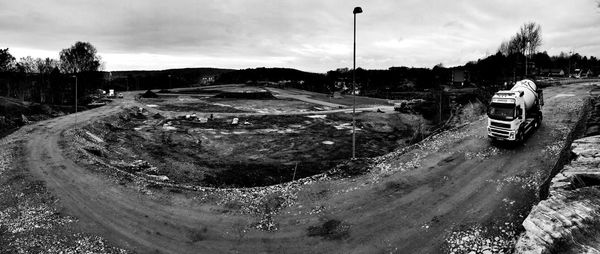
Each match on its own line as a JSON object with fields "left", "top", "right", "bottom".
{"left": 487, "top": 79, "right": 544, "bottom": 142}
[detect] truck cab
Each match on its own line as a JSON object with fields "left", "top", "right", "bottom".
{"left": 487, "top": 80, "right": 543, "bottom": 142}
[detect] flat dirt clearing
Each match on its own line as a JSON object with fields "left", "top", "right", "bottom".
{"left": 2, "top": 83, "right": 594, "bottom": 253}
{"left": 72, "top": 109, "right": 415, "bottom": 188}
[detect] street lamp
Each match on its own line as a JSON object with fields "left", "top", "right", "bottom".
{"left": 352, "top": 6, "right": 362, "bottom": 160}
{"left": 568, "top": 50, "right": 573, "bottom": 77}
{"left": 72, "top": 75, "right": 78, "bottom": 113}
{"left": 168, "top": 74, "right": 172, "bottom": 89}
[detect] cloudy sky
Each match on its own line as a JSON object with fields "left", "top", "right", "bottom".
{"left": 1, "top": 0, "right": 599, "bottom": 72}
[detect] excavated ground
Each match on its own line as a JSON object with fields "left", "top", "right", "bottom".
{"left": 145, "top": 97, "right": 324, "bottom": 114}
{"left": 73, "top": 108, "right": 420, "bottom": 188}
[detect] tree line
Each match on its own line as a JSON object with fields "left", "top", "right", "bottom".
{"left": 2, "top": 22, "right": 600, "bottom": 105}
{"left": 0, "top": 41, "right": 102, "bottom": 104}
{"left": 218, "top": 22, "right": 600, "bottom": 99}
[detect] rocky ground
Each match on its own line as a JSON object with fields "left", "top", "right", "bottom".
{"left": 0, "top": 129, "right": 129, "bottom": 253}
{"left": 63, "top": 106, "right": 422, "bottom": 188}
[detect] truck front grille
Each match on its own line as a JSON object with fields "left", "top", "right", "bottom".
{"left": 490, "top": 121, "right": 511, "bottom": 129}
{"left": 489, "top": 128, "right": 510, "bottom": 138}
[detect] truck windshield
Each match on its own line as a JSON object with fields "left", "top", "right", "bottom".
{"left": 488, "top": 103, "right": 515, "bottom": 120}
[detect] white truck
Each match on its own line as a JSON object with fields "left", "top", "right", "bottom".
{"left": 487, "top": 79, "right": 544, "bottom": 142}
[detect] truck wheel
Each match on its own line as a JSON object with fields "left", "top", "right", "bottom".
{"left": 517, "top": 128, "right": 524, "bottom": 142}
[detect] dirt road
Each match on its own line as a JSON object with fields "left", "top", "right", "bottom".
{"left": 15, "top": 83, "right": 594, "bottom": 253}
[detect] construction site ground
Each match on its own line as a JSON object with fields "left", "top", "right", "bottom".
{"left": 0, "top": 83, "right": 595, "bottom": 253}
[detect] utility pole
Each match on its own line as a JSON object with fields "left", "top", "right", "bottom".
{"left": 439, "top": 91, "right": 443, "bottom": 123}
{"left": 72, "top": 75, "right": 78, "bottom": 113}
{"left": 72, "top": 75, "right": 78, "bottom": 126}
{"left": 352, "top": 6, "right": 362, "bottom": 160}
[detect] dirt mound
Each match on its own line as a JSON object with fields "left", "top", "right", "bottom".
{"left": 141, "top": 90, "right": 159, "bottom": 98}
{"left": 446, "top": 101, "right": 486, "bottom": 127}
{"left": 213, "top": 91, "right": 276, "bottom": 99}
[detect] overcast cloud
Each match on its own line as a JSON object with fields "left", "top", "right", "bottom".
{"left": 1, "top": 0, "right": 599, "bottom": 72}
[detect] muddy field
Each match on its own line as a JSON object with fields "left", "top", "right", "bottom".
{"left": 144, "top": 97, "right": 323, "bottom": 114}
{"left": 77, "top": 108, "right": 419, "bottom": 188}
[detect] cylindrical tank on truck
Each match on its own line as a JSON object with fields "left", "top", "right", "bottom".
{"left": 510, "top": 80, "right": 538, "bottom": 111}
{"left": 487, "top": 79, "right": 544, "bottom": 142}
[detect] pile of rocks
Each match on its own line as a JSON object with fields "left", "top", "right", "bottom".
{"left": 515, "top": 135, "right": 600, "bottom": 253}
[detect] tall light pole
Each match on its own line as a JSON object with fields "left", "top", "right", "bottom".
{"left": 352, "top": 6, "right": 362, "bottom": 160}
{"left": 568, "top": 50, "right": 573, "bottom": 77}
{"left": 525, "top": 41, "right": 528, "bottom": 77}
{"left": 72, "top": 75, "right": 78, "bottom": 113}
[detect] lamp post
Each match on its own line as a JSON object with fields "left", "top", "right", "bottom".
{"left": 568, "top": 51, "right": 573, "bottom": 77}
{"left": 352, "top": 6, "right": 362, "bottom": 160}
{"left": 168, "top": 74, "right": 172, "bottom": 89}
{"left": 525, "top": 42, "right": 528, "bottom": 77}
{"left": 72, "top": 75, "right": 78, "bottom": 113}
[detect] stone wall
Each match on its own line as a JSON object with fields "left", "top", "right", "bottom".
{"left": 515, "top": 135, "right": 600, "bottom": 253}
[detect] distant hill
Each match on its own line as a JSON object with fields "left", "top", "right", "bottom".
{"left": 104, "top": 68, "right": 235, "bottom": 90}
{"left": 215, "top": 67, "right": 328, "bottom": 92}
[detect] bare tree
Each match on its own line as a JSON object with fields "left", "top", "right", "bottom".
{"left": 519, "top": 22, "right": 542, "bottom": 75}
{"left": 501, "top": 22, "right": 542, "bottom": 57}
{"left": 521, "top": 22, "right": 542, "bottom": 57}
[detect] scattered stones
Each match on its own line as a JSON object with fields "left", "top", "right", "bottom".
{"left": 0, "top": 130, "right": 129, "bottom": 253}
{"left": 445, "top": 224, "right": 516, "bottom": 254}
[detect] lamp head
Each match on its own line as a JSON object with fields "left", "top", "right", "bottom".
{"left": 353, "top": 7, "right": 362, "bottom": 14}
